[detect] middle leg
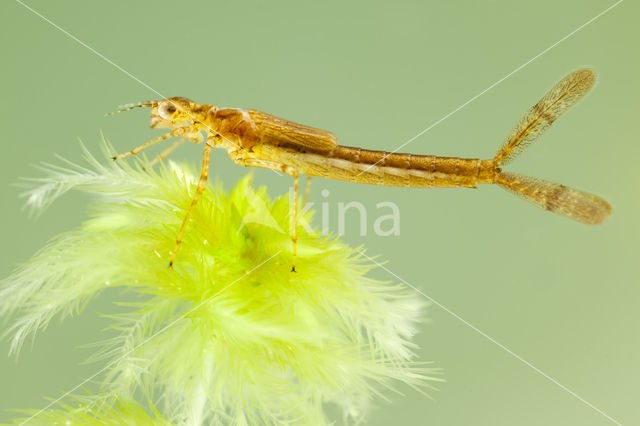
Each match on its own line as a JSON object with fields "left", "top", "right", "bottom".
{"left": 148, "top": 139, "right": 185, "bottom": 167}
{"left": 169, "top": 141, "right": 213, "bottom": 267}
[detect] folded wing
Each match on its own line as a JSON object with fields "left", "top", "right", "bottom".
{"left": 248, "top": 110, "right": 338, "bottom": 153}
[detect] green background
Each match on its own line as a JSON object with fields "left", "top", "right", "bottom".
{"left": 1, "top": 1, "right": 638, "bottom": 424}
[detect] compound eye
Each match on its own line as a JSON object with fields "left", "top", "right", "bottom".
{"left": 158, "top": 102, "right": 177, "bottom": 119}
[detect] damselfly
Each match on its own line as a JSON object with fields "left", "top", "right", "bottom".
{"left": 110, "top": 69, "right": 612, "bottom": 270}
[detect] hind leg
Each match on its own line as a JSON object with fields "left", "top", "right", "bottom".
{"left": 302, "top": 176, "right": 312, "bottom": 210}
{"left": 231, "top": 155, "right": 300, "bottom": 271}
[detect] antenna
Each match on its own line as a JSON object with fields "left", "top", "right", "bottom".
{"left": 105, "top": 101, "right": 154, "bottom": 117}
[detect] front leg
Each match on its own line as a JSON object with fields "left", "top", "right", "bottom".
{"left": 112, "top": 127, "right": 187, "bottom": 161}
{"left": 231, "top": 155, "right": 300, "bottom": 272}
{"left": 113, "top": 125, "right": 203, "bottom": 163}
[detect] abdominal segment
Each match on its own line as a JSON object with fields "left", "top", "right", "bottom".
{"left": 252, "top": 144, "right": 497, "bottom": 188}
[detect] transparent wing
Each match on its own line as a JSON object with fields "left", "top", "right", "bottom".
{"left": 494, "top": 69, "right": 596, "bottom": 165}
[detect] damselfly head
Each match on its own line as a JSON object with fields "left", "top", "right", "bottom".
{"left": 150, "top": 97, "right": 197, "bottom": 129}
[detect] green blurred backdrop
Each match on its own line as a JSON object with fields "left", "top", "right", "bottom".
{"left": 1, "top": 1, "right": 638, "bottom": 424}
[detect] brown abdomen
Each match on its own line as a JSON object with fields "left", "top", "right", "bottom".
{"left": 253, "top": 143, "right": 498, "bottom": 188}
{"left": 324, "top": 146, "right": 497, "bottom": 187}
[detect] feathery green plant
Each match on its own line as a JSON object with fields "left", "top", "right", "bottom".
{"left": 1, "top": 143, "right": 439, "bottom": 425}
{"left": 9, "top": 395, "right": 170, "bottom": 425}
